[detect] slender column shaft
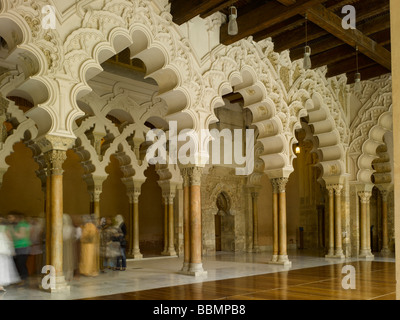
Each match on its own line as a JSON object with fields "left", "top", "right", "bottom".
{"left": 128, "top": 200, "right": 134, "bottom": 255}
{"left": 50, "top": 174, "right": 63, "bottom": 276}
{"left": 162, "top": 197, "right": 168, "bottom": 254}
{"left": 251, "top": 192, "right": 259, "bottom": 250}
{"left": 278, "top": 190, "right": 287, "bottom": 257}
{"left": 168, "top": 196, "right": 176, "bottom": 254}
{"left": 381, "top": 191, "right": 390, "bottom": 253}
{"left": 327, "top": 188, "right": 335, "bottom": 256}
{"left": 182, "top": 177, "right": 190, "bottom": 271}
{"left": 44, "top": 149, "right": 68, "bottom": 289}
{"left": 359, "top": 191, "right": 373, "bottom": 258}
{"left": 187, "top": 167, "right": 206, "bottom": 275}
{"left": 190, "top": 184, "right": 201, "bottom": 264}
{"left": 133, "top": 201, "right": 140, "bottom": 255}
{"left": 93, "top": 200, "right": 100, "bottom": 219}
{"left": 334, "top": 185, "right": 344, "bottom": 256}
{"left": 271, "top": 180, "right": 279, "bottom": 260}
{"left": 367, "top": 197, "right": 371, "bottom": 249}
{"left": 360, "top": 198, "right": 368, "bottom": 251}
{"left": 46, "top": 171, "right": 52, "bottom": 266}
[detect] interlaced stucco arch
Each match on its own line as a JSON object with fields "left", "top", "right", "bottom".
{"left": 203, "top": 38, "right": 348, "bottom": 182}
{"left": 349, "top": 75, "right": 392, "bottom": 184}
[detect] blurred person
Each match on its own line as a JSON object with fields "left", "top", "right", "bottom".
{"left": 98, "top": 217, "right": 108, "bottom": 272}
{"left": 103, "top": 217, "right": 120, "bottom": 270}
{"left": 27, "top": 217, "right": 44, "bottom": 276}
{"left": 114, "top": 214, "right": 127, "bottom": 271}
{"left": 63, "top": 214, "right": 78, "bottom": 282}
{"left": 0, "top": 217, "right": 20, "bottom": 291}
{"left": 79, "top": 215, "right": 99, "bottom": 277}
{"left": 8, "top": 212, "right": 31, "bottom": 283}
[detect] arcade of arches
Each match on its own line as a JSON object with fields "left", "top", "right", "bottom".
{"left": 0, "top": 0, "right": 399, "bottom": 296}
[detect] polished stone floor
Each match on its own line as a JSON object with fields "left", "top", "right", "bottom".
{"left": 0, "top": 249, "right": 395, "bottom": 300}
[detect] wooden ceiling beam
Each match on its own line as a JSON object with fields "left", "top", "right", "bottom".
{"left": 200, "top": 0, "right": 237, "bottom": 19}
{"left": 307, "top": 4, "right": 391, "bottom": 70}
{"left": 306, "top": 28, "right": 390, "bottom": 69}
{"left": 171, "top": 0, "right": 227, "bottom": 25}
{"left": 289, "top": 8, "right": 390, "bottom": 60}
{"left": 276, "top": 0, "right": 297, "bottom": 6}
{"left": 220, "top": 0, "right": 326, "bottom": 45}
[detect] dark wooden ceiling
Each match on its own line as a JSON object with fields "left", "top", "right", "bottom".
{"left": 170, "top": 0, "right": 391, "bottom": 84}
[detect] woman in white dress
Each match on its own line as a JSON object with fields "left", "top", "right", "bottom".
{"left": 0, "top": 217, "right": 20, "bottom": 291}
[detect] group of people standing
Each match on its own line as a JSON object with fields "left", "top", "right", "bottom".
{"left": 63, "top": 213, "right": 128, "bottom": 279}
{"left": 0, "top": 212, "right": 44, "bottom": 292}
{"left": 0, "top": 212, "right": 128, "bottom": 292}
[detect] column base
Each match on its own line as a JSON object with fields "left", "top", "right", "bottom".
{"left": 39, "top": 275, "right": 70, "bottom": 294}
{"left": 325, "top": 248, "right": 335, "bottom": 257}
{"left": 267, "top": 255, "right": 292, "bottom": 267}
{"left": 162, "top": 249, "right": 177, "bottom": 256}
{"left": 128, "top": 251, "right": 143, "bottom": 259}
{"left": 179, "top": 262, "right": 190, "bottom": 273}
{"left": 381, "top": 248, "right": 391, "bottom": 255}
{"left": 359, "top": 249, "right": 374, "bottom": 260}
{"left": 179, "top": 263, "right": 208, "bottom": 277}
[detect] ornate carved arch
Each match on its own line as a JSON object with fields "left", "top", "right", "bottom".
{"left": 349, "top": 75, "right": 392, "bottom": 184}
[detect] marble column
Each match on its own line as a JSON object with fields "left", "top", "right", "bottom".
{"left": 334, "top": 185, "right": 345, "bottom": 258}
{"left": 45, "top": 168, "right": 52, "bottom": 266}
{"left": 325, "top": 187, "right": 335, "bottom": 257}
{"left": 358, "top": 191, "right": 374, "bottom": 259}
{"left": 161, "top": 195, "right": 169, "bottom": 255}
{"left": 168, "top": 193, "right": 177, "bottom": 255}
{"left": 180, "top": 169, "right": 190, "bottom": 273}
{"left": 179, "top": 167, "right": 207, "bottom": 276}
{"left": 188, "top": 167, "right": 207, "bottom": 276}
{"left": 43, "top": 149, "right": 69, "bottom": 292}
{"left": 130, "top": 188, "right": 143, "bottom": 259}
{"left": 162, "top": 191, "right": 177, "bottom": 256}
{"left": 380, "top": 190, "right": 391, "bottom": 255}
{"left": 277, "top": 178, "right": 290, "bottom": 264}
{"left": 271, "top": 179, "right": 279, "bottom": 262}
{"left": 92, "top": 184, "right": 102, "bottom": 219}
{"left": 251, "top": 190, "right": 260, "bottom": 253}
{"left": 268, "top": 177, "right": 291, "bottom": 266}
{"left": 127, "top": 193, "right": 134, "bottom": 256}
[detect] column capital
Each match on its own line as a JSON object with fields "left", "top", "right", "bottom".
{"left": 358, "top": 191, "right": 372, "bottom": 204}
{"left": 183, "top": 166, "right": 203, "bottom": 186}
{"left": 251, "top": 191, "right": 259, "bottom": 199}
{"left": 180, "top": 167, "right": 190, "bottom": 187}
{"left": 272, "top": 177, "right": 289, "bottom": 193}
{"left": 162, "top": 191, "right": 176, "bottom": 204}
{"left": 44, "top": 149, "right": 67, "bottom": 176}
{"left": 36, "top": 135, "right": 75, "bottom": 153}
{"left": 126, "top": 187, "right": 141, "bottom": 204}
{"left": 331, "top": 184, "right": 344, "bottom": 195}
{"left": 271, "top": 179, "right": 279, "bottom": 194}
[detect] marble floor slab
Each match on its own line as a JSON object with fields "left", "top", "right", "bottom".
{"left": 0, "top": 250, "right": 395, "bottom": 300}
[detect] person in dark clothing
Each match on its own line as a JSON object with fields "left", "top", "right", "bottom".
{"left": 114, "top": 215, "right": 127, "bottom": 271}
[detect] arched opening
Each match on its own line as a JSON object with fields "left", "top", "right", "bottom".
{"left": 139, "top": 165, "right": 164, "bottom": 257}
{"left": 63, "top": 149, "right": 91, "bottom": 219}
{"left": 0, "top": 142, "right": 43, "bottom": 216}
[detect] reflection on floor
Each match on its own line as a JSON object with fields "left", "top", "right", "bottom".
{"left": 1, "top": 250, "right": 396, "bottom": 300}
